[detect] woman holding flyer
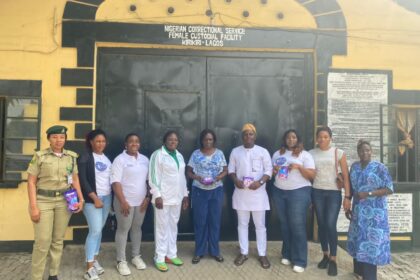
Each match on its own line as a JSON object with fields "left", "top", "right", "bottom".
{"left": 271, "top": 129, "right": 315, "bottom": 273}
{"left": 26, "top": 125, "right": 84, "bottom": 280}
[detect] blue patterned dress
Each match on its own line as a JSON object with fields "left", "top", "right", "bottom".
{"left": 347, "top": 161, "right": 393, "bottom": 266}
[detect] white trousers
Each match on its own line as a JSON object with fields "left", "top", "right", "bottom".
{"left": 237, "top": 210, "right": 267, "bottom": 256}
{"left": 154, "top": 204, "right": 182, "bottom": 263}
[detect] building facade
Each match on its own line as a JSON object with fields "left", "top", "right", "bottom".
{"left": 0, "top": 0, "right": 419, "bottom": 250}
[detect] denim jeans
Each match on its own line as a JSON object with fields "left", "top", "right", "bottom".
{"left": 192, "top": 186, "right": 223, "bottom": 256}
{"left": 83, "top": 194, "right": 112, "bottom": 262}
{"left": 272, "top": 186, "right": 311, "bottom": 267}
{"left": 311, "top": 188, "right": 341, "bottom": 256}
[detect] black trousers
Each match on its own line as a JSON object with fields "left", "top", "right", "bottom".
{"left": 354, "top": 258, "right": 377, "bottom": 280}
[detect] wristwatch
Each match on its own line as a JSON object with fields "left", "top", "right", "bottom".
{"left": 368, "top": 191, "right": 373, "bottom": 197}
{"left": 259, "top": 179, "right": 265, "bottom": 185}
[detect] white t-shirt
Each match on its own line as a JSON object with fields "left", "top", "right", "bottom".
{"left": 228, "top": 145, "right": 273, "bottom": 211}
{"left": 272, "top": 150, "right": 315, "bottom": 190}
{"left": 309, "top": 147, "right": 344, "bottom": 191}
{"left": 111, "top": 151, "right": 149, "bottom": 207}
{"left": 92, "top": 152, "right": 112, "bottom": 196}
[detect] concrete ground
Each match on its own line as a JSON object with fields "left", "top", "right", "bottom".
{"left": 0, "top": 241, "right": 419, "bottom": 280}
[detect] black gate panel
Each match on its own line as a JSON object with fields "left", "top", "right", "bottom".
{"left": 207, "top": 56, "right": 313, "bottom": 240}
{"left": 97, "top": 48, "right": 314, "bottom": 241}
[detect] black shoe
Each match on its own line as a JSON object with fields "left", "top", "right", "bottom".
{"left": 192, "top": 255, "right": 201, "bottom": 264}
{"left": 213, "top": 255, "right": 224, "bottom": 263}
{"left": 328, "top": 260, "right": 337, "bottom": 276}
{"left": 318, "top": 255, "right": 329, "bottom": 269}
{"left": 48, "top": 276, "right": 58, "bottom": 280}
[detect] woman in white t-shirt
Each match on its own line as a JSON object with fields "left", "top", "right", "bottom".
{"left": 111, "top": 133, "right": 150, "bottom": 276}
{"left": 271, "top": 129, "right": 316, "bottom": 273}
{"left": 309, "top": 126, "right": 351, "bottom": 277}
{"left": 78, "top": 129, "right": 112, "bottom": 280}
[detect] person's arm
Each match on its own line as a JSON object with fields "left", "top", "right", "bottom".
{"left": 181, "top": 156, "right": 189, "bottom": 210}
{"left": 228, "top": 150, "right": 244, "bottom": 188}
{"left": 27, "top": 174, "right": 40, "bottom": 223}
{"left": 71, "top": 173, "right": 84, "bottom": 213}
{"left": 289, "top": 153, "right": 316, "bottom": 181}
{"left": 215, "top": 166, "right": 228, "bottom": 181}
{"left": 111, "top": 157, "right": 130, "bottom": 215}
{"left": 149, "top": 151, "right": 163, "bottom": 209}
{"left": 139, "top": 180, "right": 151, "bottom": 213}
{"left": 357, "top": 188, "right": 392, "bottom": 200}
{"left": 357, "top": 163, "right": 394, "bottom": 200}
{"left": 249, "top": 149, "right": 272, "bottom": 190}
{"left": 78, "top": 154, "right": 102, "bottom": 208}
{"left": 112, "top": 182, "right": 130, "bottom": 216}
{"left": 340, "top": 153, "right": 351, "bottom": 211}
{"left": 186, "top": 166, "right": 202, "bottom": 182}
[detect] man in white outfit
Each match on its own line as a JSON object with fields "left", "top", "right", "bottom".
{"left": 228, "top": 123, "right": 273, "bottom": 269}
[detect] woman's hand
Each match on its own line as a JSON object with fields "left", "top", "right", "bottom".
{"left": 93, "top": 197, "right": 104, "bottom": 209}
{"left": 289, "top": 163, "right": 302, "bottom": 170}
{"left": 357, "top": 192, "right": 369, "bottom": 200}
{"left": 273, "top": 165, "right": 280, "bottom": 176}
{"left": 343, "top": 198, "right": 351, "bottom": 212}
{"left": 155, "top": 197, "right": 163, "bottom": 209}
{"left": 182, "top": 196, "right": 189, "bottom": 210}
{"left": 73, "top": 201, "right": 84, "bottom": 213}
{"left": 140, "top": 197, "right": 150, "bottom": 213}
{"left": 29, "top": 206, "right": 41, "bottom": 223}
{"left": 120, "top": 200, "right": 131, "bottom": 216}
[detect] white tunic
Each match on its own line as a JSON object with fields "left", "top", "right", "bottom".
{"left": 111, "top": 151, "right": 149, "bottom": 207}
{"left": 272, "top": 150, "right": 315, "bottom": 190}
{"left": 228, "top": 145, "right": 272, "bottom": 211}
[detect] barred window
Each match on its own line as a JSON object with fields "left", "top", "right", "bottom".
{"left": 0, "top": 80, "right": 41, "bottom": 187}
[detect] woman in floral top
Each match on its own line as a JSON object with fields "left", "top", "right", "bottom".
{"left": 347, "top": 139, "right": 393, "bottom": 280}
{"left": 187, "top": 129, "right": 228, "bottom": 264}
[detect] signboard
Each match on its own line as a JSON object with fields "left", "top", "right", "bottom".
{"left": 338, "top": 193, "right": 413, "bottom": 233}
{"left": 164, "top": 25, "right": 245, "bottom": 47}
{"left": 327, "top": 72, "right": 388, "bottom": 163}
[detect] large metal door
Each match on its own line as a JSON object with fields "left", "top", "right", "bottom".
{"left": 97, "top": 48, "right": 314, "bottom": 240}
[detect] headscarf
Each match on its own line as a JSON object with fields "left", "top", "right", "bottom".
{"left": 242, "top": 123, "right": 257, "bottom": 135}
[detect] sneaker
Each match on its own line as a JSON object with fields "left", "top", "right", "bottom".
{"left": 155, "top": 261, "right": 169, "bottom": 272}
{"left": 131, "top": 256, "right": 147, "bottom": 270}
{"left": 281, "top": 258, "right": 291, "bottom": 265}
{"left": 84, "top": 267, "right": 99, "bottom": 280}
{"left": 318, "top": 255, "right": 329, "bottom": 269}
{"left": 328, "top": 260, "right": 338, "bottom": 276}
{"left": 165, "top": 256, "right": 184, "bottom": 266}
{"left": 293, "top": 265, "right": 305, "bottom": 273}
{"left": 116, "top": 261, "right": 131, "bottom": 276}
{"left": 93, "top": 260, "right": 104, "bottom": 275}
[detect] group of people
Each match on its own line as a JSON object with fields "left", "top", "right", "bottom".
{"left": 27, "top": 123, "right": 393, "bottom": 280}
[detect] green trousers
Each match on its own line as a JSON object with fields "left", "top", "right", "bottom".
{"left": 31, "top": 195, "right": 71, "bottom": 280}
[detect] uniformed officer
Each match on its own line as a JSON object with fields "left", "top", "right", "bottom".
{"left": 27, "top": 125, "right": 84, "bottom": 280}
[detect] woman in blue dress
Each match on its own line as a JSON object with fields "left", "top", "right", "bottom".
{"left": 347, "top": 139, "right": 393, "bottom": 280}
{"left": 187, "top": 129, "right": 228, "bottom": 264}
